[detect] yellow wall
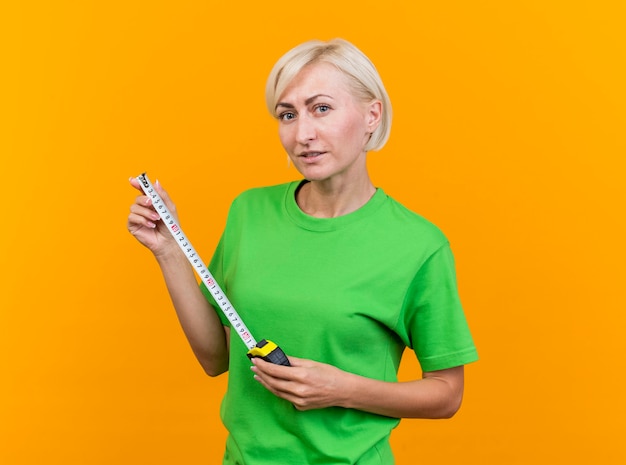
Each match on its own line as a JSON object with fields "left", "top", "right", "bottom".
{"left": 2, "top": 1, "right": 625, "bottom": 463}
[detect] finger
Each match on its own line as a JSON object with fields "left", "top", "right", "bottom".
{"left": 129, "top": 177, "right": 156, "bottom": 213}
{"left": 129, "top": 176, "right": 145, "bottom": 193}
{"left": 251, "top": 357, "right": 295, "bottom": 380}
{"left": 127, "top": 211, "right": 157, "bottom": 231}
{"left": 129, "top": 176, "right": 169, "bottom": 210}
{"left": 131, "top": 194, "right": 155, "bottom": 214}
{"left": 129, "top": 200, "right": 161, "bottom": 222}
{"left": 128, "top": 196, "right": 165, "bottom": 229}
{"left": 252, "top": 368, "right": 296, "bottom": 399}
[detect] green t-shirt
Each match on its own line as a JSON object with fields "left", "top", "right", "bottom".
{"left": 201, "top": 181, "right": 478, "bottom": 465}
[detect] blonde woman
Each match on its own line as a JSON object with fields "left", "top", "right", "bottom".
{"left": 128, "top": 38, "right": 478, "bottom": 464}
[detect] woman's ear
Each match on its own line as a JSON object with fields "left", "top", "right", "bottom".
{"left": 366, "top": 100, "right": 383, "bottom": 133}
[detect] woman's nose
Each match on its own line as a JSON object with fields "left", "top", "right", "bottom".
{"left": 295, "top": 115, "right": 317, "bottom": 144}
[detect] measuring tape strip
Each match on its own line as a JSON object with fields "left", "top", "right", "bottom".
{"left": 136, "top": 173, "right": 257, "bottom": 350}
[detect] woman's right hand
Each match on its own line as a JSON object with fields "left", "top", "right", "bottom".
{"left": 127, "top": 177, "right": 179, "bottom": 256}
{"left": 127, "top": 177, "right": 230, "bottom": 376}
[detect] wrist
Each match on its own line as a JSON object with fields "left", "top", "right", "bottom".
{"left": 153, "top": 243, "right": 185, "bottom": 263}
{"left": 336, "top": 370, "right": 360, "bottom": 409}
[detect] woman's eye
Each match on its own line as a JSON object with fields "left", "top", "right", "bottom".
{"left": 279, "top": 112, "right": 296, "bottom": 121}
{"left": 316, "top": 105, "right": 330, "bottom": 113}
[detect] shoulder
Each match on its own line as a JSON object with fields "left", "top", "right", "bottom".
{"left": 232, "top": 181, "right": 296, "bottom": 205}
{"left": 379, "top": 191, "right": 448, "bottom": 246}
{"left": 228, "top": 181, "right": 297, "bottom": 211}
{"left": 226, "top": 181, "right": 298, "bottom": 221}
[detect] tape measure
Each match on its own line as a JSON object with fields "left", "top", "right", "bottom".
{"left": 136, "top": 173, "right": 290, "bottom": 366}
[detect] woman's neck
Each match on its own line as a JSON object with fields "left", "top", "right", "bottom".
{"left": 296, "top": 177, "right": 376, "bottom": 218}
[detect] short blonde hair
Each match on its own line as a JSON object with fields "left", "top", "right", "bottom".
{"left": 265, "top": 39, "right": 392, "bottom": 152}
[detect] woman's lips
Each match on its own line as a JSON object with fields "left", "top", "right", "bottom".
{"left": 299, "top": 151, "right": 325, "bottom": 162}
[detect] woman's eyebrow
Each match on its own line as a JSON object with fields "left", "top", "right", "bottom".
{"left": 275, "top": 94, "right": 333, "bottom": 110}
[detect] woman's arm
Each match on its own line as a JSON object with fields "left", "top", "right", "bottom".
{"left": 154, "top": 246, "right": 230, "bottom": 376}
{"left": 250, "top": 356, "right": 464, "bottom": 419}
{"left": 127, "top": 178, "right": 229, "bottom": 376}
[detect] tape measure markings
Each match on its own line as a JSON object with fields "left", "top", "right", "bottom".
{"left": 136, "top": 173, "right": 257, "bottom": 350}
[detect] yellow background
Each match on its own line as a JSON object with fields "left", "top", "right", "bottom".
{"left": 2, "top": 1, "right": 625, "bottom": 463}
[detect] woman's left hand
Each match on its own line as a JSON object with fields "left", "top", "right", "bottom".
{"left": 250, "top": 356, "right": 349, "bottom": 411}
{"left": 251, "top": 355, "right": 465, "bottom": 418}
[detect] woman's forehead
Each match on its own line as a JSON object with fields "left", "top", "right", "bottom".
{"left": 278, "top": 62, "right": 351, "bottom": 102}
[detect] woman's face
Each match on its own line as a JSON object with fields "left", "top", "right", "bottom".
{"left": 275, "top": 62, "right": 381, "bottom": 186}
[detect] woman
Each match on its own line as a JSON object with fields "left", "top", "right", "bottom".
{"left": 128, "top": 38, "right": 478, "bottom": 465}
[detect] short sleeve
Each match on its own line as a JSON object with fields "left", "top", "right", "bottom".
{"left": 397, "top": 243, "right": 478, "bottom": 372}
